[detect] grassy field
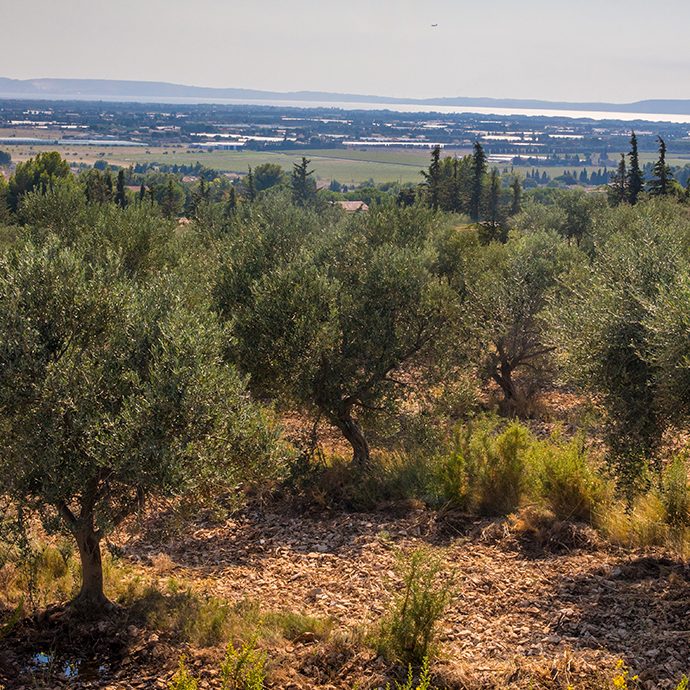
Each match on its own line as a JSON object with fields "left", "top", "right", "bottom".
{"left": 4, "top": 137, "right": 689, "bottom": 185}
{"left": 1, "top": 142, "right": 469, "bottom": 185}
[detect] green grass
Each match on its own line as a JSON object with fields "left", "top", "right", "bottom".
{"left": 2, "top": 144, "right": 451, "bottom": 185}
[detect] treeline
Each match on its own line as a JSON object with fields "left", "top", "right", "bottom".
{"left": 609, "top": 132, "right": 690, "bottom": 204}
{"left": 524, "top": 168, "right": 613, "bottom": 187}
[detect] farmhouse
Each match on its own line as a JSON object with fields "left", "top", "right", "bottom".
{"left": 337, "top": 200, "right": 369, "bottom": 212}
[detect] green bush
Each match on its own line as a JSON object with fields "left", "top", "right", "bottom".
{"left": 375, "top": 549, "right": 452, "bottom": 665}
{"left": 437, "top": 419, "right": 531, "bottom": 515}
{"left": 530, "top": 434, "right": 606, "bottom": 522}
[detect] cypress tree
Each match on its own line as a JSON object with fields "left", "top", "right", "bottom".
{"left": 450, "top": 157, "right": 462, "bottom": 212}
{"left": 225, "top": 186, "right": 237, "bottom": 216}
{"left": 627, "top": 132, "right": 643, "bottom": 204}
{"left": 104, "top": 171, "right": 113, "bottom": 201}
{"left": 487, "top": 168, "right": 501, "bottom": 228}
{"left": 115, "top": 169, "right": 127, "bottom": 209}
{"left": 245, "top": 166, "right": 256, "bottom": 202}
{"left": 469, "top": 142, "right": 487, "bottom": 221}
{"left": 421, "top": 145, "right": 442, "bottom": 210}
{"left": 649, "top": 136, "right": 672, "bottom": 196}
{"left": 609, "top": 154, "right": 628, "bottom": 205}
{"left": 510, "top": 175, "right": 522, "bottom": 215}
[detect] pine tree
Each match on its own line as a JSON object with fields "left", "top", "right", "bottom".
{"left": 510, "top": 175, "right": 522, "bottom": 215}
{"left": 115, "top": 169, "right": 127, "bottom": 209}
{"left": 649, "top": 136, "right": 673, "bottom": 196}
{"left": 609, "top": 154, "right": 628, "bottom": 205}
{"left": 291, "top": 157, "right": 316, "bottom": 207}
{"left": 469, "top": 142, "right": 486, "bottom": 221}
{"left": 627, "top": 131, "right": 644, "bottom": 204}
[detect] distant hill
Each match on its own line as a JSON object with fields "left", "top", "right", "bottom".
{"left": 1, "top": 77, "right": 690, "bottom": 115}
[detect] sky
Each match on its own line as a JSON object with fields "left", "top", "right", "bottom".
{"left": 3, "top": 0, "right": 690, "bottom": 103}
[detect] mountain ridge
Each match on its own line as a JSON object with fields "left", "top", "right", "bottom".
{"left": 2, "top": 77, "right": 690, "bottom": 114}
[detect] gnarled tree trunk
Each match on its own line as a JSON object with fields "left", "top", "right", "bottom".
{"left": 335, "top": 411, "right": 370, "bottom": 469}
{"left": 492, "top": 359, "right": 516, "bottom": 402}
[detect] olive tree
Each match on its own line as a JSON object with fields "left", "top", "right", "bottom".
{"left": 0, "top": 239, "right": 281, "bottom": 614}
{"left": 461, "top": 231, "right": 582, "bottom": 409}
{"left": 219, "top": 219, "right": 454, "bottom": 468}
{"left": 552, "top": 205, "right": 687, "bottom": 493}
{"left": 645, "top": 269, "right": 690, "bottom": 427}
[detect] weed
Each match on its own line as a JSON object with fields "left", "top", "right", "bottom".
{"left": 262, "top": 610, "right": 333, "bottom": 641}
{"left": 386, "top": 657, "right": 434, "bottom": 690}
{"left": 610, "top": 659, "right": 640, "bottom": 690}
{"left": 129, "top": 585, "right": 243, "bottom": 647}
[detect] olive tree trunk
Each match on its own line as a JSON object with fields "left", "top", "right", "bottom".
{"left": 492, "top": 359, "right": 516, "bottom": 402}
{"left": 336, "top": 412, "right": 370, "bottom": 469}
{"left": 71, "top": 525, "right": 112, "bottom": 614}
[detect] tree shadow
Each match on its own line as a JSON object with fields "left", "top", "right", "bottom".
{"left": 551, "top": 555, "right": 690, "bottom": 683}
{"left": 122, "top": 501, "right": 442, "bottom": 574}
{"left": 0, "top": 607, "right": 155, "bottom": 687}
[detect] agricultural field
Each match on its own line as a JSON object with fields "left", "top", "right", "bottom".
{"left": 0, "top": 142, "right": 472, "bottom": 184}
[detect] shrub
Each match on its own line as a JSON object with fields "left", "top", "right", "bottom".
{"left": 375, "top": 549, "right": 452, "bottom": 665}
{"left": 220, "top": 638, "right": 267, "bottom": 690}
{"left": 530, "top": 434, "right": 606, "bottom": 522}
{"left": 437, "top": 419, "right": 531, "bottom": 515}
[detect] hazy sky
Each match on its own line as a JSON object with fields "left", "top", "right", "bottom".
{"left": 3, "top": 0, "right": 690, "bottom": 102}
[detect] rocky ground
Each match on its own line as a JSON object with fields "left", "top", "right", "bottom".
{"left": 2, "top": 504, "right": 687, "bottom": 690}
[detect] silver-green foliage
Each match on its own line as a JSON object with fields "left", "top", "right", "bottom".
{"left": 552, "top": 200, "right": 690, "bottom": 491}
{"left": 0, "top": 237, "right": 282, "bottom": 609}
